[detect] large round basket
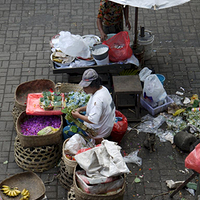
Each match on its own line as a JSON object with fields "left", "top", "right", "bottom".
{"left": 14, "top": 136, "right": 62, "bottom": 172}
{"left": 62, "top": 138, "right": 77, "bottom": 175}
{"left": 56, "top": 82, "right": 82, "bottom": 93}
{"left": 14, "top": 79, "right": 55, "bottom": 111}
{"left": 16, "top": 111, "right": 63, "bottom": 148}
{"left": 0, "top": 171, "right": 45, "bottom": 200}
{"left": 73, "top": 165, "right": 126, "bottom": 200}
{"left": 58, "top": 158, "right": 74, "bottom": 191}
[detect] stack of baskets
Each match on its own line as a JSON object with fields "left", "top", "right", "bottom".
{"left": 13, "top": 79, "right": 63, "bottom": 172}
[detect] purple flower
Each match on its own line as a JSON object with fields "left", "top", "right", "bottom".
{"left": 20, "top": 115, "right": 61, "bottom": 136}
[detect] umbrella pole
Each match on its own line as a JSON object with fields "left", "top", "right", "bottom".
{"left": 133, "top": 7, "right": 138, "bottom": 49}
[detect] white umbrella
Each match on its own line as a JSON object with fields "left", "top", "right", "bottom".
{"left": 111, "top": 0, "right": 190, "bottom": 47}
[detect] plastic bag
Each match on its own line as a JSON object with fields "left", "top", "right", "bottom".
{"left": 110, "top": 110, "right": 128, "bottom": 144}
{"left": 123, "top": 150, "right": 142, "bottom": 166}
{"left": 102, "top": 31, "right": 132, "bottom": 62}
{"left": 139, "top": 67, "right": 152, "bottom": 82}
{"left": 37, "top": 126, "right": 58, "bottom": 135}
{"left": 125, "top": 54, "right": 139, "bottom": 66}
{"left": 58, "top": 31, "right": 90, "bottom": 58}
{"left": 185, "top": 143, "right": 200, "bottom": 173}
{"left": 64, "top": 134, "right": 86, "bottom": 155}
{"left": 143, "top": 74, "right": 167, "bottom": 103}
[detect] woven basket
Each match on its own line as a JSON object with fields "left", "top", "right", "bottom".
{"left": 73, "top": 165, "right": 126, "bottom": 200}
{"left": 62, "top": 138, "right": 77, "bottom": 175}
{"left": 14, "top": 136, "right": 62, "bottom": 172}
{"left": 56, "top": 82, "right": 82, "bottom": 93}
{"left": 0, "top": 171, "right": 46, "bottom": 200}
{"left": 68, "top": 187, "right": 76, "bottom": 200}
{"left": 12, "top": 102, "right": 24, "bottom": 126}
{"left": 59, "top": 158, "right": 74, "bottom": 191}
{"left": 16, "top": 111, "right": 63, "bottom": 148}
{"left": 14, "top": 79, "right": 55, "bottom": 111}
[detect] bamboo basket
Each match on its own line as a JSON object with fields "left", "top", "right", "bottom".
{"left": 59, "top": 158, "right": 74, "bottom": 191}
{"left": 56, "top": 82, "right": 82, "bottom": 93}
{"left": 0, "top": 171, "right": 46, "bottom": 200}
{"left": 16, "top": 111, "right": 63, "bottom": 148}
{"left": 73, "top": 165, "right": 126, "bottom": 200}
{"left": 14, "top": 136, "right": 62, "bottom": 172}
{"left": 12, "top": 102, "right": 23, "bottom": 126}
{"left": 14, "top": 79, "right": 55, "bottom": 111}
{"left": 62, "top": 138, "right": 77, "bottom": 175}
{"left": 68, "top": 187, "right": 76, "bottom": 200}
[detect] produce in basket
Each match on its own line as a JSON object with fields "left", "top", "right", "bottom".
{"left": 20, "top": 115, "right": 61, "bottom": 136}
{"left": 1, "top": 185, "right": 21, "bottom": 197}
{"left": 20, "top": 188, "right": 30, "bottom": 200}
{"left": 62, "top": 91, "right": 98, "bottom": 137}
{"left": 39, "top": 91, "right": 63, "bottom": 110}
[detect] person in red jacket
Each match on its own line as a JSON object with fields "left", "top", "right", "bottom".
{"left": 97, "top": 0, "right": 131, "bottom": 41}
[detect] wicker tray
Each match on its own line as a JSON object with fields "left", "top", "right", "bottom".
{"left": 14, "top": 79, "right": 55, "bottom": 111}
{"left": 56, "top": 82, "right": 82, "bottom": 93}
{"left": 62, "top": 139, "right": 77, "bottom": 175}
{"left": 14, "top": 136, "right": 62, "bottom": 172}
{"left": 16, "top": 111, "right": 63, "bottom": 148}
{"left": 0, "top": 171, "right": 45, "bottom": 200}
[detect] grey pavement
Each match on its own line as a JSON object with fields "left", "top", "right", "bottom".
{"left": 0, "top": 0, "right": 200, "bottom": 199}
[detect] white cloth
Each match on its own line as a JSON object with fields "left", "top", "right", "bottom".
{"left": 84, "top": 86, "right": 115, "bottom": 139}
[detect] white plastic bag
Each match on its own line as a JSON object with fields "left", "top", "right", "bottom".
{"left": 143, "top": 74, "right": 167, "bottom": 103}
{"left": 139, "top": 67, "right": 152, "bottom": 82}
{"left": 123, "top": 150, "right": 142, "bottom": 166}
{"left": 64, "top": 134, "right": 86, "bottom": 155}
{"left": 125, "top": 54, "right": 139, "bottom": 66}
{"left": 58, "top": 31, "right": 90, "bottom": 58}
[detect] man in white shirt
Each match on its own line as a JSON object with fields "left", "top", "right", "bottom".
{"left": 71, "top": 68, "right": 115, "bottom": 144}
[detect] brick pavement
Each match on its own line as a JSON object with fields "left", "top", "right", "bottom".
{"left": 0, "top": 0, "right": 200, "bottom": 199}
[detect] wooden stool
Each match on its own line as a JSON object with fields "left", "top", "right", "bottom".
{"left": 112, "top": 75, "right": 142, "bottom": 121}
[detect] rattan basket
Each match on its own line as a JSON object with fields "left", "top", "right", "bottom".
{"left": 62, "top": 138, "right": 77, "bottom": 175}
{"left": 12, "top": 103, "right": 23, "bottom": 126}
{"left": 56, "top": 82, "right": 82, "bottom": 93}
{"left": 0, "top": 171, "right": 46, "bottom": 200}
{"left": 14, "top": 136, "right": 62, "bottom": 172}
{"left": 59, "top": 158, "right": 74, "bottom": 191}
{"left": 16, "top": 111, "right": 63, "bottom": 148}
{"left": 73, "top": 165, "right": 126, "bottom": 200}
{"left": 14, "top": 79, "right": 55, "bottom": 111}
{"left": 68, "top": 187, "right": 76, "bottom": 200}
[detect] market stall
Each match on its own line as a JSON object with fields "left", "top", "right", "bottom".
{"left": 50, "top": 31, "right": 140, "bottom": 86}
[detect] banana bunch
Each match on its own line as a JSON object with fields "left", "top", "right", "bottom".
{"left": 20, "top": 188, "right": 30, "bottom": 200}
{"left": 1, "top": 185, "right": 21, "bottom": 197}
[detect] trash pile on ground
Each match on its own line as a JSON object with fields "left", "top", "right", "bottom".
{"left": 138, "top": 67, "right": 200, "bottom": 151}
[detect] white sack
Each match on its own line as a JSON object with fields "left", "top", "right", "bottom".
{"left": 74, "top": 140, "right": 130, "bottom": 177}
